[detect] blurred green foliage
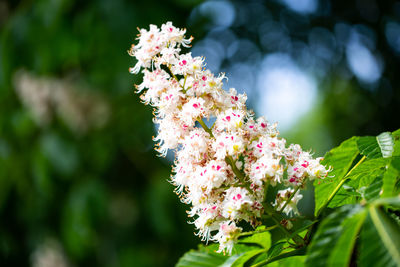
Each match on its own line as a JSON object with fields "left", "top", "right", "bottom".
{"left": 0, "top": 0, "right": 201, "bottom": 266}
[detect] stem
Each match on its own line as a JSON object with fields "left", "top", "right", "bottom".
{"left": 167, "top": 64, "right": 186, "bottom": 92}
{"left": 226, "top": 156, "right": 245, "bottom": 182}
{"left": 182, "top": 75, "right": 187, "bottom": 89}
{"left": 238, "top": 225, "right": 278, "bottom": 238}
{"left": 263, "top": 204, "right": 305, "bottom": 247}
{"left": 269, "top": 213, "right": 292, "bottom": 237}
{"left": 316, "top": 155, "right": 366, "bottom": 217}
{"left": 343, "top": 155, "right": 367, "bottom": 179}
{"left": 277, "top": 184, "right": 302, "bottom": 213}
{"left": 197, "top": 119, "right": 214, "bottom": 137}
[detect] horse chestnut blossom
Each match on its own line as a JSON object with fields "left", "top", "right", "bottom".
{"left": 129, "top": 22, "right": 330, "bottom": 254}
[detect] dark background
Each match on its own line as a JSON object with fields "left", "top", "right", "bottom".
{"left": 0, "top": 0, "right": 399, "bottom": 266}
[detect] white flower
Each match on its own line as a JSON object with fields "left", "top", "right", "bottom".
{"left": 171, "top": 53, "right": 204, "bottom": 76}
{"left": 179, "top": 97, "right": 209, "bottom": 126}
{"left": 215, "top": 108, "right": 245, "bottom": 132}
{"left": 248, "top": 136, "right": 286, "bottom": 158}
{"left": 285, "top": 144, "right": 303, "bottom": 162}
{"left": 161, "top": 21, "right": 192, "bottom": 47}
{"left": 180, "top": 128, "right": 210, "bottom": 162}
{"left": 249, "top": 156, "right": 283, "bottom": 186}
{"left": 214, "top": 221, "right": 242, "bottom": 255}
{"left": 137, "top": 69, "right": 171, "bottom": 105}
{"left": 212, "top": 133, "right": 245, "bottom": 160}
{"left": 227, "top": 88, "right": 247, "bottom": 110}
{"left": 273, "top": 188, "right": 303, "bottom": 216}
{"left": 191, "top": 204, "right": 222, "bottom": 242}
{"left": 129, "top": 22, "right": 331, "bottom": 252}
{"left": 158, "top": 46, "right": 179, "bottom": 66}
{"left": 129, "top": 24, "right": 163, "bottom": 73}
{"left": 153, "top": 115, "right": 190, "bottom": 156}
{"left": 172, "top": 161, "right": 196, "bottom": 194}
{"left": 222, "top": 187, "right": 254, "bottom": 220}
{"left": 309, "top": 157, "right": 330, "bottom": 179}
{"left": 197, "top": 160, "right": 231, "bottom": 193}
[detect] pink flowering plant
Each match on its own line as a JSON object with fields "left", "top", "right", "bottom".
{"left": 129, "top": 22, "right": 400, "bottom": 267}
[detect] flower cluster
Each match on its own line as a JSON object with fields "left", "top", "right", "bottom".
{"left": 129, "top": 22, "right": 330, "bottom": 254}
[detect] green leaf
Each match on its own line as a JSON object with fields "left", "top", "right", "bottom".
{"left": 256, "top": 248, "right": 306, "bottom": 266}
{"left": 219, "top": 254, "right": 245, "bottom": 267}
{"left": 392, "top": 129, "right": 400, "bottom": 156}
{"left": 358, "top": 206, "right": 400, "bottom": 267}
{"left": 329, "top": 158, "right": 387, "bottom": 207}
{"left": 327, "top": 209, "right": 367, "bottom": 266}
{"left": 345, "top": 157, "right": 388, "bottom": 181}
{"left": 393, "top": 129, "right": 400, "bottom": 157}
{"left": 357, "top": 132, "right": 395, "bottom": 159}
{"left": 305, "top": 205, "right": 364, "bottom": 267}
{"left": 328, "top": 184, "right": 361, "bottom": 207}
{"left": 393, "top": 129, "right": 400, "bottom": 138}
{"left": 268, "top": 255, "right": 305, "bottom": 267}
{"left": 220, "top": 249, "right": 265, "bottom": 267}
{"left": 378, "top": 132, "right": 396, "bottom": 158}
{"left": 382, "top": 157, "right": 400, "bottom": 198}
{"left": 239, "top": 230, "right": 271, "bottom": 249}
{"left": 314, "top": 137, "right": 360, "bottom": 215}
{"left": 266, "top": 241, "right": 287, "bottom": 260}
{"left": 357, "top": 136, "right": 381, "bottom": 158}
{"left": 370, "top": 206, "right": 400, "bottom": 263}
{"left": 289, "top": 220, "right": 317, "bottom": 239}
{"left": 362, "top": 174, "right": 383, "bottom": 202}
{"left": 176, "top": 250, "right": 227, "bottom": 267}
{"left": 373, "top": 197, "right": 400, "bottom": 208}
{"left": 176, "top": 245, "right": 228, "bottom": 267}
{"left": 306, "top": 199, "right": 400, "bottom": 267}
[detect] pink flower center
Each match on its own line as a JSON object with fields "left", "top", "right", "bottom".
{"left": 301, "top": 161, "right": 309, "bottom": 168}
